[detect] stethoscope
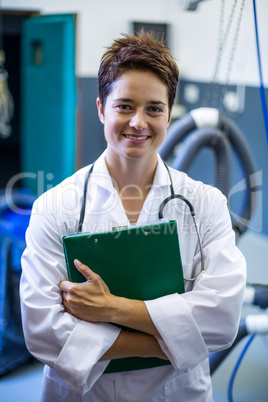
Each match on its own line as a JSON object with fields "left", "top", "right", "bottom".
{"left": 78, "top": 162, "right": 205, "bottom": 282}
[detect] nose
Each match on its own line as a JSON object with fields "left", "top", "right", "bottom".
{"left": 129, "top": 110, "right": 147, "bottom": 131}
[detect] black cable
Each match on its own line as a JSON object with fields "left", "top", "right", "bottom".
{"left": 77, "top": 164, "right": 94, "bottom": 233}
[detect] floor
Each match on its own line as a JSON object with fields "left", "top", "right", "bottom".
{"left": 0, "top": 231, "right": 267, "bottom": 402}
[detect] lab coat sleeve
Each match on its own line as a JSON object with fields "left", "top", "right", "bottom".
{"left": 20, "top": 196, "right": 120, "bottom": 395}
{"left": 145, "top": 189, "right": 246, "bottom": 371}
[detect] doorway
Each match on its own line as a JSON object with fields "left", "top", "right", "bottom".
{"left": 0, "top": 10, "right": 77, "bottom": 195}
{"left": 0, "top": 11, "right": 38, "bottom": 189}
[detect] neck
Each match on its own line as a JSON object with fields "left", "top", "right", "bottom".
{"left": 105, "top": 153, "right": 158, "bottom": 195}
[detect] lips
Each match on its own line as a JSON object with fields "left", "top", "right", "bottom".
{"left": 123, "top": 134, "right": 150, "bottom": 141}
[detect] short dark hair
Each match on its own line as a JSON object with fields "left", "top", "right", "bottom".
{"left": 98, "top": 31, "right": 179, "bottom": 112}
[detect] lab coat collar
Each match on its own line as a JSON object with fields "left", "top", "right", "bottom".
{"left": 91, "top": 151, "right": 171, "bottom": 193}
{"left": 90, "top": 150, "right": 115, "bottom": 194}
{"left": 153, "top": 154, "right": 171, "bottom": 189}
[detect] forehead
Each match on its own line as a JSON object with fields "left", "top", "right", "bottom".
{"left": 108, "top": 70, "right": 168, "bottom": 102}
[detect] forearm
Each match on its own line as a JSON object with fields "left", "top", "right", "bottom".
{"left": 109, "top": 296, "right": 161, "bottom": 338}
{"left": 100, "top": 329, "right": 167, "bottom": 361}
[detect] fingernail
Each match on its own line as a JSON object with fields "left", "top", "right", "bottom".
{"left": 74, "top": 259, "right": 81, "bottom": 266}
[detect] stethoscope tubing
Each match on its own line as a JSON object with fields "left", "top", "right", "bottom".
{"left": 78, "top": 162, "right": 205, "bottom": 281}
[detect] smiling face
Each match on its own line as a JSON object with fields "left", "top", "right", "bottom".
{"left": 97, "top": 70, "right": 171, "bottom": 167}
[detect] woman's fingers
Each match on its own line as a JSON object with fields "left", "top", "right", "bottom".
{"left": 74, "top": 259, "right": 95, "bottom": 281}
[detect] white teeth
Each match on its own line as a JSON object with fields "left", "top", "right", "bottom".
{"left": 125, "top": 135, "right": 148, "bottom": 140}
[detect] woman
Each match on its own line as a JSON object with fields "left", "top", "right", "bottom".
{"left": 20, "top": 31, "right": 246, "bottom": 401}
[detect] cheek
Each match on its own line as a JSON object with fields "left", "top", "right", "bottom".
{"left": 103, "top": 118, "right": 119, "bottom": 140}
{"left": 105, "top": 115, "right": 126, "bottom": 134}
{"left": 154, "top": 119, "right": 169, "bottom": 136}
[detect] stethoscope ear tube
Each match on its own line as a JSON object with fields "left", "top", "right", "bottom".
{"left": 78, "top": 164, "right": 94, "bottom": 233}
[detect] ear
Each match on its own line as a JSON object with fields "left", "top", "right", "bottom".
{"left": 96, "top": 97, "right": 105, "bottom": 124}
{"left": 167, "top": 106, "right": 173, "bottom": 127}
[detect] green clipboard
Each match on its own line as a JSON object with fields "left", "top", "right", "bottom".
{"left": 62, "top": 220, "right": 184, "bottom": 373}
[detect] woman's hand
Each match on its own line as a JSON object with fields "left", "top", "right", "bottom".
{"left": 60, "top": 260, "right": 117, "bottom": 322}
{"left": 60, "top": 260, "right": 162, "bottom": 338}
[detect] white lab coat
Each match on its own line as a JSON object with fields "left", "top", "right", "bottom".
{"left": 20, "top": 152, "right": 246, "bottom": 401}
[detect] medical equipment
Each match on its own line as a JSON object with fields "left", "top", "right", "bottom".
{"left": 78, "top": 161, "right": 205, "bottom": 282}
{"left": 159, "top": 161, "right": 205, "bottom": 279}
{"left": 159, "top": 107, "right": 257, "bottom": 237}
{"left": 210, "top": 283, "right": 268, "bottom": 401}
{"left": 210, "top": 284, "right": 268, "bottom": 375}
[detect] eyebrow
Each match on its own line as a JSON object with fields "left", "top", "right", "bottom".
{"left": 114, "top": 98, "right": 167, "bottom": 106}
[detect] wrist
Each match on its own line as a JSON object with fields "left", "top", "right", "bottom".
{"left": 109, "top": 296, "right": 141, "bottom": 326}
{"left": 108, "top": 297, "right": 161, "bottom": 338}
{"left": 108, "top": 295, "right": 128, "bottom": 324}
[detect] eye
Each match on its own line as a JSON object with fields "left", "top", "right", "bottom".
{"left": 115, "top": 104, "right": 132, "bottom": 111}
{"left": 147, "top": 106, "right": 163, "bottom": 114}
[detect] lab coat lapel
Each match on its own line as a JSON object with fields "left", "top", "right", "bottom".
{"left": 137, "top": 155, "right": 171, "bottom": 224}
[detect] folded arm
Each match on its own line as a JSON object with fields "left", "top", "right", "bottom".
{"left": 60, "top": 259, "right": 167, "bottom": 361}
{"left": 60, "top": 259, "right": 162, "bottom": 338}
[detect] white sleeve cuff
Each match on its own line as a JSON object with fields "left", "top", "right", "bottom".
{"left": 54, "top": 320, "right": 120, "bottom": 395}
{"left": 145, "top": 293, "right": 208, "bottom": 371}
